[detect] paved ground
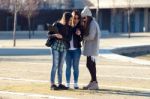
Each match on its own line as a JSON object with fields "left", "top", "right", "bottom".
{"left": 0, "top": 32, "right": 150, "bottom": 99}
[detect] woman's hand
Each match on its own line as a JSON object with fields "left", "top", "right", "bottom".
{"left": 76, "top": 29, "right": 81, "bottom": 36}
{"left": 54, "top": 34, "right": 63, "bottom": 39}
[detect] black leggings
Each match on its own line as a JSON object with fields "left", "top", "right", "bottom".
{"left": 86, "top": 56, "right": 97, "bottom": 82}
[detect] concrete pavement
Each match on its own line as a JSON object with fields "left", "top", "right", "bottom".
{"left": 0, "top": 32, "right": 150, "bottom": 99}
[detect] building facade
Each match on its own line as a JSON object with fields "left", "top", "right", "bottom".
{"left": 0, "top": 0, "right": 150, "bottom": 34}
{"left": 98, "top": 8, "right": 150, "bottom": 33}
{"left": 73, "top": 0, "right": 150, "bottom": 33}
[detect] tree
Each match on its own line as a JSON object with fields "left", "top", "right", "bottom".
{"left": 20, "top": 0, "right": 39, "bottom": 39}
{"left": 0, "top": 0, "right": 39, "bottom": 46}
{"left": 0, "top": 0, "right": 11, "bottom": 10}
{"left": 0, "top": 0, "right": 25, "bottom": 46}
{"left": 11, "top": 0, "right": 25, "bottom": 46}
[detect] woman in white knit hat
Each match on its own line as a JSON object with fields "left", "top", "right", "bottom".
{"left": 81, "top": 6, "right": 100, "bottom": 90}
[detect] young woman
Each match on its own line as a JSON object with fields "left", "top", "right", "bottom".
{"left": 65, "top": 10, "right": 83, "bottom": 89}
{"left": 81, "top": 6, "right": 100, "bottom": 90}
{"left": 48, "top": 12, "right": 72, "bottom": 90}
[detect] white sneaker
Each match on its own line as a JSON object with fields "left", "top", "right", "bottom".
{"left": 83, "top": 82, "right": 93, "bottom": 90}
{"left": 66, "top": 83, "right": 70, "bottom": 88}
{"left": 74, "top": 83, "right": 79, "bottom": 89}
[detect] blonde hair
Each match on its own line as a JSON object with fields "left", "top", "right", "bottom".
{"left": 60, "top": 12, "right": 72, "bottom": 25}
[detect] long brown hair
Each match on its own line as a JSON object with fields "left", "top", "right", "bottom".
{"left": 71, "top": 10, "right": 81, "bottom": 26}
{"left": 83, "top": 16, "right": 93, "bottom": 36}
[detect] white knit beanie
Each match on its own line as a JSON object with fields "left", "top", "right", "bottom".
{"left": 81, "top": 6, "right": 92, "bottom": 17}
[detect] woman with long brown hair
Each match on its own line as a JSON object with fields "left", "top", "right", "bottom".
{"left": 81, "top": 6, "right": 100, "bottom": 90}
{"left": 65, "top": 10, "right": 83, "bottom": 89}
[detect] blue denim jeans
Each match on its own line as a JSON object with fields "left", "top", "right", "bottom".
{"left": 66, "top": 48, "right": 81, "bottom": 84}
{"left": 50, "top": 49, "right": 66, "bottom": 84}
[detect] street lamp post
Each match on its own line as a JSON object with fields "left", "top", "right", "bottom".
{"left": 43, "top": 0, "right": 47, "bottom": 8}
{"left": 127, "top": 0, "right": 132, "bottom": 38}
{"left": 127, "top": 8, "right": 131, "bottom": 38}
{"left": 96, "top": 0, "right": 99, "bottom": 22}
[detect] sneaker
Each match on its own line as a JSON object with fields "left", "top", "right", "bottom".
{"left": 74, "top": 87, "right": 79, "bottom": 89}
{"left": 51, "top": 84, "right": 59, "bottom": 90}
{"left": 66, "top": 83, "right": 70, "bottom": 89}
{"left": 58, "top": 84, "right": 68, "bottom": 90}
{"left": 83, "top": 81, "right": 93, "bottom": 90}
{"left": 88, "top": 81, "right": 99, "bottom": 90}
{"left": 74, "top": 83, "right": 79, "bottom": 89}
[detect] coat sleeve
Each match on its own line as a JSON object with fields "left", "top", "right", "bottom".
{"left": 62, "top": 26, "right": 72, "bottom": 42}
{"left": 84, "top": 21, "right": 97, "bottom": 41}
{"left": 47, "top": 22, "right": 58, "bottom": 39}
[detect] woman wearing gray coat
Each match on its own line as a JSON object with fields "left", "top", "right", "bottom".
{"left": 81, "top": 6, "right": 100, "bottom": 90}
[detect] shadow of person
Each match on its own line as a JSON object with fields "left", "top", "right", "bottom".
{"left": 69, "top": 88, "right": 150, "bottom": 97}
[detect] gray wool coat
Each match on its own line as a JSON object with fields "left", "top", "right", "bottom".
{"left": 83, "top": 18, "right": 100, "bottom": 56}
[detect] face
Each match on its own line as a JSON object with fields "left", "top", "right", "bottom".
{"left": 72, "top": 15, "right": 79, "bottom": 25}
{"left": 81, "top": 16, "right": 87, "bottom": 26}
{"left": 68, "top": 18, "right": 72, "bottom": 26}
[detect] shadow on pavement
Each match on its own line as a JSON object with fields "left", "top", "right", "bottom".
{"left": 102, "top": 33, "right": 150, "bottom": 39}
{"left": 100, "top": 89, "right": 150, "bottom": 97}
{"left": 70, "top": 89, "right": 150, "bottom": 97}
